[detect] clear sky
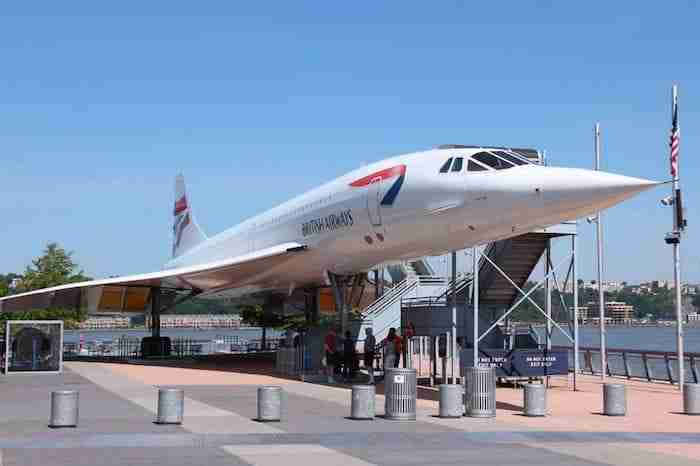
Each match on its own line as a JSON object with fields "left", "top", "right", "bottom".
{"left": 2, "top": 2, "right": 699, "bottom": 283}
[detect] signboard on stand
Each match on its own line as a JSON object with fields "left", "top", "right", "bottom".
{"left": 461, "top": 348, "right": 568, "bottom": 377}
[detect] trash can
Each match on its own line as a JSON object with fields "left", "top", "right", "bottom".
{"left": 465, "top": 366, "right": 496, "bottom": 418}
{"left": 49, "top": 390, "right": 79, "bottom": 428}
{"left": 523, "top": 383, "right": 546, "bottom": 417}
{"left": 683, "top": 383, "right": 700, "bottom": 415}
{"left": 603, "top": 383, "right": 626, "bottom": 416}
{"left": 384, "top": 368, "right": 416, "bottom": 420}
{"left": 438, "top": 384, "right": 463, "bottom": 418}
{"left": 155, "top": 388, "right": 184, "bottom": 424}
{"left": 257, "top": 386, "right": 282, "bottom": 422}
{"left": 350, "top": 385, "right": 375, "bottom": 420}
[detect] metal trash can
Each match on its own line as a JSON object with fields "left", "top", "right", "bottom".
{"left": 465, "top": 366, "right": 496, "bottom": 418}
{"left": 439, "top": 384, "right": 463, "bottom": 418}
{"left": 49, "top": 390, "right": 79, "bottom": 428}
{"left": 350, "top": 385, "right": 375, "bottom": 420}
{"left": 257, "top": 386, "right": 282, "bottom": 422}
{"left": 603, "top": 383, "right": 626, "bottom": 416}
{"left": 384, "top": 368, "right": 417, "bottom": 420}
{"left": 683, "top": 383, "right": 700, "bottom": 415}
{"left": 155, "top": 388, "right": 184, "bottom": 424}
{"left": 523, "top": 383, "right": 546, "bottom": 417}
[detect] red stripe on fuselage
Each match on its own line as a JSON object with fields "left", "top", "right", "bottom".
{"left": 349, "top": 164, "right": 406, "bottom": 187}
{"left": 174, "top": 196, "right": 188, "bottom": 215}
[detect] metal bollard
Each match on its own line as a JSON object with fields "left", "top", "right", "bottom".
{"left": 257, "top": 386, "right": 282, "bottom": 422}
{"left": 523, "top": 383, "right": 547, "bottom": 417}
{"left": 155, "top": 388, "right": 184, "bottom": 424}
{"left": 683, "top": 383, "right": 700, "bottom": 415}
{"left": 438, "top": 384, "right": 463, "bottom": 418}
{"left": 49, "top": 390, "right": 79, "bottom": 428}
{"left": 350, "top": 385, "right": 375, "bottom": 420}
{"left": 603, "top": 383, "right": 626, "bottom": 416}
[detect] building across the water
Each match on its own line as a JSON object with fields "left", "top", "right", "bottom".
{"left": 79, "top": 315, "right": 131, "bottom": 329}
{"left": 574, "top": 301, "right": 635, "bottom": 324}
{"left": 146, "top": 314, "right": 242, "bottom": 329}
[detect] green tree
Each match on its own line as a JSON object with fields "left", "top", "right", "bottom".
{"left": 18, "top": 243, "right": 90, "bottom": 292}
{"left": 239, "top": 305, "right": 305, "bottom": 350}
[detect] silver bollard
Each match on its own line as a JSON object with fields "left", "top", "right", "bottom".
{"left": 257, "top": 386, "right": 282, "bottom": 422}
{"left": 438, "top": 384, "right": 463, "bottom": 418}
{"left": 49, "top": 390, "right": 79, "bottom": 428}
{"left": 683, "top": 383, "right": 700, "bottom": 415}
{"left": 603, "top": 383, "right": 626, "bottom": 416}
{"left": 155, "top": 388, "right": 184, "bottom": 424}
{"left": 523, "top": 383, "right": 547, "bottom": 417}
{"left": 350, "top": 385, "right": 375, "bottom": 420}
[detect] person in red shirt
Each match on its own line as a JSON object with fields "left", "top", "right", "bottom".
{"left": 324, "top": 328, "right": 337, "bottom": 383}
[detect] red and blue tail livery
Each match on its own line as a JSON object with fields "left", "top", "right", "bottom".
{"left": 349, "top": 164, "right": 406, "bottom": 206}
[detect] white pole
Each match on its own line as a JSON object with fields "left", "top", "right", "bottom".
{"left": 672, "top": 84, "right": 684, "bottom": 392}
{"left": 545, "top": 241, "right": 552, "bottom": 351}
{"left": 473, "top": 247, "right": 479, "bottom": 368}
{"left": 595, "top": 122, "right": 606, "bottom": 382}
{"left": 451, "top": 251, "right": 457, "bottom": 383}
{"left": 573, "top": 232, "right": 579, "bottom": 391}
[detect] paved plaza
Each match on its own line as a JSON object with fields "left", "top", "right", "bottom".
{"left": 0, "top": 362, "right": 699, "bottom": 465}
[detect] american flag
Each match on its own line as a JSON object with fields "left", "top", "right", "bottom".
{"left": 670, "top": 93, "right": 680, "bottom": 178}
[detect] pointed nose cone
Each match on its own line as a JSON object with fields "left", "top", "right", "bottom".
{"left": 537, "top": 167, "right": 660, "bottom": 220}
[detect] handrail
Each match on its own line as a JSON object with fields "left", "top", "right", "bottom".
{"left": 552, "top": 345, "right": 700, "bottom": 385}
{"left": 361, "top": 278, "right": 418, "bottom": 317}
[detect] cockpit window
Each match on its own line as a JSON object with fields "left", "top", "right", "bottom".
{"left": 439, "top": 157, "right": 453, "bottom": 173}
{"left": 472, "top": 151, "right": 514, "bottom": 170}
{"left": 468, "top": 160, "right": 489, "bottom": 171}
{"left": 451, "top": 157, "right": 463, "bottom": 172}
{"left": 493, "top": 150, "right": 529, "bottom": 166}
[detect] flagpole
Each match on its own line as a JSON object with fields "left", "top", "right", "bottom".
{"left": 595, "top": 123, "right": 606, "bottom": 382}
{"left": 671, "top": 84, "right": 684, "bottom": 392}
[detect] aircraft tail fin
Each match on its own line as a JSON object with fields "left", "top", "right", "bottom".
{"left": 172, "top": 174, "right": 207, "bottom": 258}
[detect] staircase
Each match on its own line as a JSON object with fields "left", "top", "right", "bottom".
{"left": 477, "top": 233, "right": 553, "bottom": 311}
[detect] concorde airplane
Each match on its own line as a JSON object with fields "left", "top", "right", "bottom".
{"left": 0, "top": 145, "right": 658, "bottom": 314}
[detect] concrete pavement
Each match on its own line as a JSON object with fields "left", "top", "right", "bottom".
{"left": 0, "top": 362, "right": 698, "bottom": 465}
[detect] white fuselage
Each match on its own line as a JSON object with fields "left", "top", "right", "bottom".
{"left": 164, "top": 147, "right": 655, "bottom": 294}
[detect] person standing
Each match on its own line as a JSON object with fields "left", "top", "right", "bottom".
{"left": 402, "top": 322, "right": 415, "bottom": 368}
{"left": 384, "top": 328, "right": 397, "bottom": 371}
{"left": 393, "top": 329, "right": 403, "bottom": 368}
{"left": 324, "top": 328, "right": 337, "bottom": 383}
{"left": 363, "top": 328, "right": 376, "bottom": 384}
{"left": 342, "top": 330, "right": 355, "bottom": 381}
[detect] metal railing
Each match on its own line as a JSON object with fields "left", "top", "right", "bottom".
{"left": 553, "top": 345, "right": 700, "bottom": 384}
{"left": 63, "top": 335, "right": 279, "bottom": 360}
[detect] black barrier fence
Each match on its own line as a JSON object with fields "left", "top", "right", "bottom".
{"left": 63, "top": 335, "right": 280, "bottom": 361}
{"left": 553, "top": 345, "right": 700, "bottom": 385}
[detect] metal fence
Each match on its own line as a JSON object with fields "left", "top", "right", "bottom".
{"left": 63, "top": 335, "right": 280, "bottom": 361}
{"left": 553, "top": 345, "right": 700, "bottom": 384}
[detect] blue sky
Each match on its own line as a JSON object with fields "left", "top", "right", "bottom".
{"left": 2, "top": 2, "right": 699, "bottom": 283}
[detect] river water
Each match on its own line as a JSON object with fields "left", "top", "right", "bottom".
{"left": 541, "top": 325, "right": 700, "bottom": 353}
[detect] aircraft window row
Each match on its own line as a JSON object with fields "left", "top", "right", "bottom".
{"left": 254, "top": 194, "right": 334, "bottom": 229}
{"left": 467, "top": 160, "right": 488, "bottom": 171}
{"left": 472, "top": 152, "right": 514, "bottom": 170}
{"left": 438, "top": 155, "right": 496, "bottom": 173}
{"left": 439, "top": 150, "right": 534, "bottom": 174}
{"left": 492, "top": 150, "right": 529, "bottom": 166}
